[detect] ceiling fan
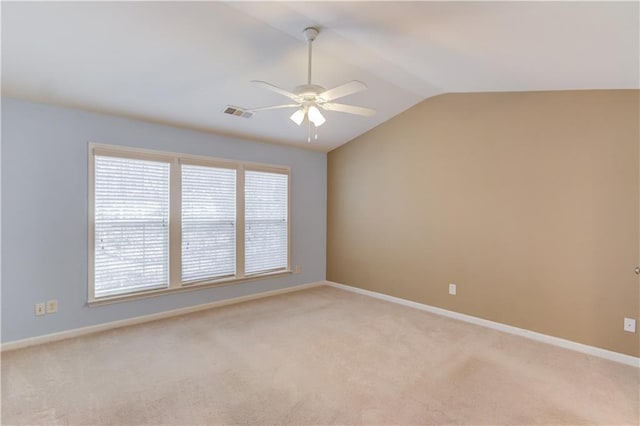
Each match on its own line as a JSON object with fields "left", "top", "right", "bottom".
{"left": 248, "top": 27, "right": 375, "bottom": 142}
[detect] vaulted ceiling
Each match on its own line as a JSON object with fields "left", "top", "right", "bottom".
{"left": 2, "top": 1, "right": 638, "bottom": 152}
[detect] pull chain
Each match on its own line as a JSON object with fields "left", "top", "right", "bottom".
{"left": 306, "top": 120, "right": 318, "bottom": 143}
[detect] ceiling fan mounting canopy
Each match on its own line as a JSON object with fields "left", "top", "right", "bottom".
{"left": 245, "top": 25, "right": 376, "bottom": 142}
{"left": 303, "top": 27, "right": 319, "bottom": 42}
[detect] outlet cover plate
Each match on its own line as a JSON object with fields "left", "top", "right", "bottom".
{"left": 46, "top": 299, "right": 58, "bottom": 314}
{"left": 624, "top": 318, "right": 636, "bottom": 333}
{"left": 449, "top": 283, "right": 457, "bottom": 295}
{"left": 35, "top": 303, "right": 45, "bottom": 316}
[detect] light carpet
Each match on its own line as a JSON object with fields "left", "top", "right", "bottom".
{"left": 1, "top": 286, "right": 638, "bottom": 425}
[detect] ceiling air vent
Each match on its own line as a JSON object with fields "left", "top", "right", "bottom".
{"left": 223, "top": 105, "right": 253, "bottom": 119}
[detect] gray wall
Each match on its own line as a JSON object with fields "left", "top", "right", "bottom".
{"left": 1, "top": 97, "right": 326, "bottom": 343}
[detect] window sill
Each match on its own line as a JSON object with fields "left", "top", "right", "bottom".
{"left": 88, "top": 270, "right": 292, "bottom": 307}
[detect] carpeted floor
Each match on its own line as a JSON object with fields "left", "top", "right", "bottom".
{"left": 1, "top": 286, "right": 638, "bottom": 425}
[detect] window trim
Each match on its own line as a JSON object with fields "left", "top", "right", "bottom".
{"left": 88, "top": 142, "right": 291, "bottom": 305}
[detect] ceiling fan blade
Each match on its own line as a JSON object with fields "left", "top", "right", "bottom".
{"left": 248, "top": 104, "right": 299, "bottom": 112}
{"left": 321, "top": 103, "right": 376, "bottom": 117}
{"left": 318, "top": 81, "right": 367, "bottom": 102}
{"left": 251, "top": 80, "right": 300, "bottom": 101}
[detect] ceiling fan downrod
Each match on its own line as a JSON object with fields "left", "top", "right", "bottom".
{"left": 304, "top": 27, "right": 319, "bottom": 85}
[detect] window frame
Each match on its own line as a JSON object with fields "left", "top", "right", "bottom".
{"left": 88, "top": 143, "right": 291, "bottom": 305}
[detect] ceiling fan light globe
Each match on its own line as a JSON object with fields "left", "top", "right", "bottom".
{"left": 290, "top": 108, "right": 306, "bottom": 126}
{"left": 308, "top": 105, "right": 326, "bottom": 127}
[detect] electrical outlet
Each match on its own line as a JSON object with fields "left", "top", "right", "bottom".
{"left": 624, "top": 318, "right": 636, "bottom": 333}
{"left": 35, "top": 303, "right": 46, "bottom": 316}
{"left": 449, "top": 283, "right": 457, "bottom": 295}
{"left": 46, "top": 299, "right": 58, "bottom": 314}
{"left": 294, "top": 265, "right": 301, "bottom": 274}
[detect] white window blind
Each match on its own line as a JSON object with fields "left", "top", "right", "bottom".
{"left": 181, "top": 164, "right": 237, "bottom": 282}
{"left": 94, "top": 155, "right": 170, "bottom": 298}
{"left": 245, "top": 170, "right": 288, "bottom": 275}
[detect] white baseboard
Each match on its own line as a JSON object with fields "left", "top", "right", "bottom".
{"left": 325, "top": 281, "right": 640, "bottom": 368}
{"left": 1, "top": 282, "right": 324, "bottom": 352}
{"left": 5, "top": 280, "right": 638, "bottom": 368}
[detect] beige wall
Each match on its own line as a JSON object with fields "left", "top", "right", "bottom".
{"left": 327, "top": 90, "right": 639, "bottom": 357}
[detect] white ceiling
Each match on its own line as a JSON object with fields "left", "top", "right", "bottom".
{"left": 2, "top": 1, "right": 638, "bottom": 152}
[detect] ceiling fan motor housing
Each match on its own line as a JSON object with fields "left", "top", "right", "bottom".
{"left": 294, "top": 84, "right": 326, "bottom": 100}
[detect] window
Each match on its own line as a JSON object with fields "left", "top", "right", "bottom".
{"left": 181, "top": 165, "right": 236, "bottom": 283}
{"left": 89, "top": 144, "right": 290, "bottom": 303}
{"left": 93, "top": 156, "right": 170, "bottom": 298}
{"left": 245, "top": 170, "right": 288, "bottom": 275}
